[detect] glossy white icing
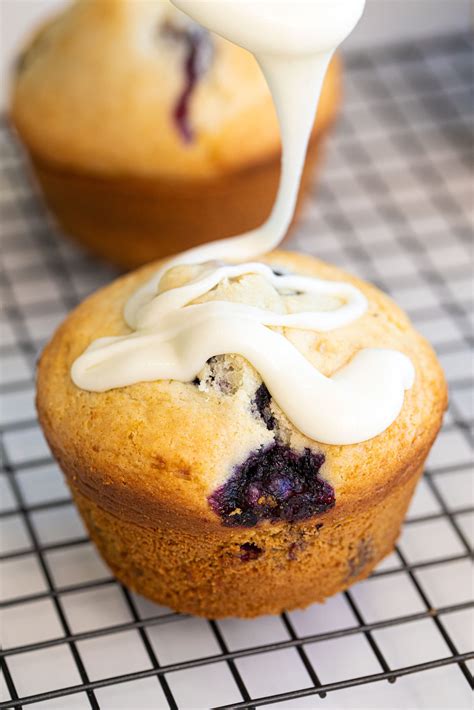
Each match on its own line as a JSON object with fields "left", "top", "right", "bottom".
{"left": 72, "top": 0, "right": 415, "bottom": 445}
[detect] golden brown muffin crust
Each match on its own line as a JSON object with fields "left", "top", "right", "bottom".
{"left": 37, "top": 250, "right": 447, "bottom": 535}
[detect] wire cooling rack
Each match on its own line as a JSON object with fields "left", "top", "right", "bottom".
{"left": 0, "top": 33, "right": 473, "bottom": 710}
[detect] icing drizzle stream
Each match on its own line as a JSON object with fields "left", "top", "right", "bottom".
{"left": 71, "top": 0, "right": 415, "bottom": 445}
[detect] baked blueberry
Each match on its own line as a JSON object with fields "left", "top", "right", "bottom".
{"left": 252, "top": 383, "right": 276, "bottom": 430}
{"left": 239, "top": 542, "right": 264, "bottom": 561}
{"left": 162, "top": 22, "right": 214, "bottom": 142}
{"left": 209, "top": 443, "right": 334, "bottom": 527}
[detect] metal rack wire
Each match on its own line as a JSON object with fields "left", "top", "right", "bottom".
{"left": 0, "top": 34, "right": 473, "bottom": 710}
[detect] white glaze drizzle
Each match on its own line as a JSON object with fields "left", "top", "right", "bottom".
{"left": 71, "top": 0, "right": 415, "bottom": 445}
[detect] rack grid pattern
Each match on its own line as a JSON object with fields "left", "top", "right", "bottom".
{"left": 0, "top": 34, "right": 473, "bottom": 710}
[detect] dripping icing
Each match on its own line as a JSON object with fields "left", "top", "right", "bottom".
{"left": 71, "top": 0, "right": 415, "bottom": 445}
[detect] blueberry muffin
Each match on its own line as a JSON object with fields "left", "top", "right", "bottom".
{"left": 10, "top": 0, "right": 341, "bottom": 269}
{"left": 36, "top": 250, "right": 447, "bottom": 617}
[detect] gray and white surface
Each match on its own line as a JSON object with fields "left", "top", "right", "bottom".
{"left": 0, "top": 29, "right": 473, "bottom": 710}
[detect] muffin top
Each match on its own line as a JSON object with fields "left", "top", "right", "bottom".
{"left": 37, "top": 250, "right": 446, "bottom": 531}
{"left": 11, "top": 0, "right": 339, "bottom": 179}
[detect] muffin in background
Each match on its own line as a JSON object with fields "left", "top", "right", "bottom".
{"left": 10, "top": 0, "right": 342, "bottom": 269}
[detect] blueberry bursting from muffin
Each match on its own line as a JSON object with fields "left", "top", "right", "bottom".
{"left": 199, "top": 361, "right": 335, "bottom": 527}
{"left": 209, "top": 442, "right": 334, "bottom": 527}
